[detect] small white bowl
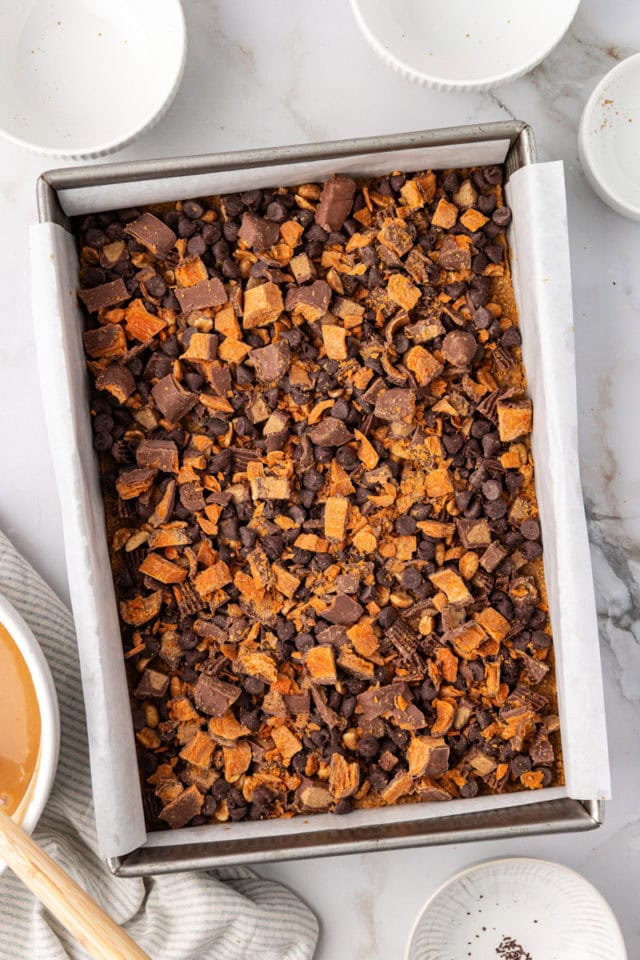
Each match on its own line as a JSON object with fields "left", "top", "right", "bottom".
{"left": 0, "top": 592, "right": 59, "bottom": 873}
{"left": 0, "top": 0, "right": 186, "bottom": 159}
{"left": 350, "top": 0, "right": 581, "bottom": 91}
{"left": 406, "top": 857, "right": 626, "bottom": 960}
{"left": 579, "top": 53, "right": 640, "bottom": 221}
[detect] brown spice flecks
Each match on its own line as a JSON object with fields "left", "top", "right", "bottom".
{"left": 496, "top": 934, "right": 533, "bottom": 960}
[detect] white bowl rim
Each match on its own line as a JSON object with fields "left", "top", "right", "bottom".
{"left": 0, "top": 0, "right": 186, "bottom": 157}
{"left": 0, "top": 591, "right": 60, "bottom": 840}
{"left": 405, "top": 855, "right": 627, "bottom": 960}
{"left": 578, "top": 51, "right": 640, "bottom": 219}
{"left": 350, "top": 0, "right": 581, "bottom": 90}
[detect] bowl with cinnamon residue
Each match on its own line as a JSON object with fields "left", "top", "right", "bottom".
{"left": 0, "top": 592, "right": 59, "bottom": 870}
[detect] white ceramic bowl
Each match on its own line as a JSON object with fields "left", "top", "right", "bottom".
{"left": 0, "top": 0, "right": 186, "bottom": 159}
{"left": 350, "top": 0, "right": 581, "bottom": 91}
{"left": 406, "top": 857, "right": 626, "bottom": 960}
{"left": 579, "top": 53, "right": 640, "bottom": 221}
{"left": 0, "top": 592, "right": 59, "bottom": 873}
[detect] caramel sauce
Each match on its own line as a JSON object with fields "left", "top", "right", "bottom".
{"left": 0, "top": 622, "right": 41, "bottom": 817}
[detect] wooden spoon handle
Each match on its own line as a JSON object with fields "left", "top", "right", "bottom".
{"left": 0, "top": 807, "right": 150, "bottom": 960}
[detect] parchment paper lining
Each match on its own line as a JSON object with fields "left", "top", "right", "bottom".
{"left": 30, "top": 147, "right": 609, "bottom": 859}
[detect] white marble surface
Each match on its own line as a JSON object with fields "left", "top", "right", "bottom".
{"left": 0, "top": 1, "right": 638, "bottom": 956}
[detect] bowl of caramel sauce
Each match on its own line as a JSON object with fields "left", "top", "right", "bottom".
{"left": 0, "top": 592, "right": 59, "bottom": 864}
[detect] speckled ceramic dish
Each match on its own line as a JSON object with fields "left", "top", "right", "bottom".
{"left": 406, "top": 858, "right": 626, "bottom": 960}
{"left": 579, "top": 53, "right": 640, "bottom": 221}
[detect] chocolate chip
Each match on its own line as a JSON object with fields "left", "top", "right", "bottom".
{"left": 492, "top": 206, "right": 512, "bottom": 227}
{"left": 520, "top": 519, "right": 541, "bottom": 540}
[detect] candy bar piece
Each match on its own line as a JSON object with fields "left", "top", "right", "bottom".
{"left": 321, "top": 594, "right": 363, "bottom": 627}
{"left": 308, "top": 418, "right": 352, "bottom": 446}
{"left": 134, "top": 668, "right": 169, "bottom": 699}
{"left": 125, "top": 212, "right": 177, "bottom": 257}
{"left": 285, "top": 280, "right": 331, "bottom": 321}
{"left": 497, "top": 398, "right": 533, "bottom": 441}
{"left": 82, "top": 324, "right": 126, "bottom": 358}
{"left": 249, "top": 341, "right": 290, "bottom": 383}
{"left": 78, "top": 278, "right": 129, "bottom": 312}
{"left": 238, "top": 212, "right": 280, "bottom": 251}
{"left": 438, "top": 235, "right": 471, "bottom": 272}
{"left": 159, "top": 785, "right": 203, "bottom": 829}
{"left": 96, "top": 364, "right": 135, "bottom": 403}
{"left": 175, "top": 278, "right": 227, "bottom": 314}
{"left": 151, "top": 375, "right": 198, "bottom": 421}
{"left": 374, "top": 388, "right": 416, "bottom": 423}
{"left": 193, "top": 674, "right": 241, "bottom": 717}
{"left": 315, "top": 175, "right": 356, "bottom": 231}
{"left": 407, "top": 737, "right": 450, "bottom": 778}
{"left": 243, "top": 281, "right": 284, "bottom": 328}
{"left": 136, "top": 439, "right": 179, "bottom": 472}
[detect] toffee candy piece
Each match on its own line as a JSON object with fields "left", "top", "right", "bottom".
{"left": 78, "top": 278, "right": 129, "bottom": 312}
{"left": 125, "top": 212, "right": 177, "bottom": 257}
{"left": 315, "top": 175, "right": 357, "bottom": 231}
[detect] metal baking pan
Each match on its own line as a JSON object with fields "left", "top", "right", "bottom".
{"left": 36, "top": 120, "right": 604, "bottom": 877}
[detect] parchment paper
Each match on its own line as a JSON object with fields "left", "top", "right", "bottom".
{"left": 30, "top": 147, "right": 609, "bottom": 860}
{"left": 55, "top": 139, "right": 511, "bottom": 217}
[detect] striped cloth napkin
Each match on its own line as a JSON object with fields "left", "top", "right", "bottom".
{"left": 0, "top": 529, "right": 318, "bottom": 960}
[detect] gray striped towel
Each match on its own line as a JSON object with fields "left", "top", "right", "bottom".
{"left": 0, "top": 530, "right": 318, "bottom": 960}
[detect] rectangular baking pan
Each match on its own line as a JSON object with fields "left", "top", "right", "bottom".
{"left": 36, "top": 120, "right": 605, "bottom": 876}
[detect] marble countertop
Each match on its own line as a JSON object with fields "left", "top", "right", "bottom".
{"left": 1, "top": 0, "right": 638, "bottom": 956}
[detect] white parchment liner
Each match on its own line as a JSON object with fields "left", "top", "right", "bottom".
{"left": 30, "top": 145, "right": 610, "bottom": 860}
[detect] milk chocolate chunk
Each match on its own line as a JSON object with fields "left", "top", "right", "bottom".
{"left": 78, "top": 278, "right": 129, "bottom": 312}
{"left": 151, "top": 375, "right": 198, "bottom": 421}
{"left": 285, "top": 280, "right": 332, "bottom": 319}
{"left": 374, "top": 388, "right": 416, "bottom": 423}
{"left": 136, "top": 439, "right": 179, "bottom": 472}
{"left": 209, "top": 365, "right": 232, "bottom": 397}
{"left": 321, "top": 594, "right": 364, "bottom": 626}
{"left": 315, "top": 175, "right": 357, "bottom": 231}
{"left": 193, "top": 674, "right": 241, "bottom": 717}
{"left": 308, "top": 418, "right": 352, "bottom": 446}
{"left": 179, "top": 482, "right": 206, "bottom": 512}
{"left": 134, "top": 667, "right": 170, "bottom": 699}
{"left": 159, "top": 785, "right": 203, "bottom": 829}
{"left": 238, "top": 212, "right": 280, "bottom": 251}
{"left": 125, "top": 212, "right": 177, "bottom": 257}
{"left": 96, "top": 363, "right": 135, "bottom": 403}
{"left": 438, "top": 235, "right": 471, "bottom": 272}
{"left": 249, "top": 341, "right": 291, "bottom": 383}
{"left": 175, "top": 278, "right": 227, "bottom": 314}
{"left": 442, "top": 330, "right": 477, "bottom": 366}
